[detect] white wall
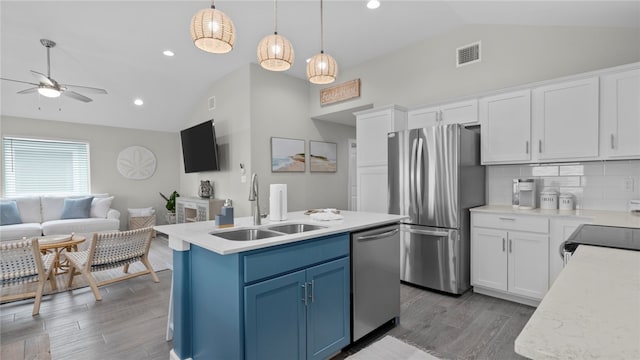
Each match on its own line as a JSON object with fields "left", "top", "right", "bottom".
{"left": 486, "top": 160, "right": 640, "bottom": 211}
{"left": 1, "top": 115, "right": 180, "bottom": 227}
{"left": 309, "top": 24, "right": 640, "bottom": 117}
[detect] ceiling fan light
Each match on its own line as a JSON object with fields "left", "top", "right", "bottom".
{"left": 306, "top": 52, "right": 338, "bottom": 84}
{"left": 38, "top": 85, "right": 61, "bottom": 98}
{"left": 367, "top": 0, "right": 381, "bottom": 9}
{"left": 257, "top": 34, "right": 294, "bottom": 71}
{"left": 190, "top": 7, "right": 235, "bottom": 54}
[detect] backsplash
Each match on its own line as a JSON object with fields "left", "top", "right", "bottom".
{"left": 486, "top": 160, "right": 640, "bottom": 211}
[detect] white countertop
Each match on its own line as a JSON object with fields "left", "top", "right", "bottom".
{"left": 471, "top": 205, "right": 640, "bottom": 228}
{"left": 515, "top": 245, "right": 640, "bottom": 359}
{"left": 154, "top": 210, "right": 407, "bottom": 255}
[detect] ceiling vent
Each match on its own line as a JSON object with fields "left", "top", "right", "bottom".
{"left": 208, "top": 96, "right": 216, "bottom": 110}
{"left": 456, "top": 41, "right": 481, "bottom": 67}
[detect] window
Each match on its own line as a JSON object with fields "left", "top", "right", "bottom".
{"left": 2, "top": 136, "right": 90, "bottom": 197}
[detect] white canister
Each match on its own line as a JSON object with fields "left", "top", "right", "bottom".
{"left": 559, "top": 194, "right": 574, "bottom": 211}
{"left": 540, "top": 190, "right": 558, "bottom": 210}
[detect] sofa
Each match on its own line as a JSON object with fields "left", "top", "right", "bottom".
{"left": 0, "top": 194, "right": 120, "bottom": 242}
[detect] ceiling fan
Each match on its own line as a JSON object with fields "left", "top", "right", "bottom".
{"left": 0, "top": 39, "right": 107, "bottom": 103}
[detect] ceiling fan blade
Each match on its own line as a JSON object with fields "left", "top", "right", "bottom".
{"left": 1, "top": 78, "right": 39, "bottom": 86}
{"left": 30, "top": 70, "right": 54, "bottom": 86}
{"left": 17, "top": 87, "right": 38, "bottom": 94}
{"left": 63, "top": 90, "right": 93, "bottom": 103}
{"left": 62, "top": 84, "right": 108, "bottom": 94}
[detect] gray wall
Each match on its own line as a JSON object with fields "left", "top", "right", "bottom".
{"left": 180, "top": 64, "right": 355, "bottom": 217}
{"left": 309, "top": 24, "right": 640, "bottom": 117}
{"left": 1, "top": 115, "right": 180, "bottom": 227}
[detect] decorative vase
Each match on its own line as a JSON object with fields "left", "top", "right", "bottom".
{"left": 165, "top": 212, "right": 176, "bottom": 224}
{"left": 199, "top": 180, "right": 214, "bottom": 198}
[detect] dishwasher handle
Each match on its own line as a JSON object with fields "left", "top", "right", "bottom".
{"left": 356, "top": 229, "right": 399, "bottom": 241}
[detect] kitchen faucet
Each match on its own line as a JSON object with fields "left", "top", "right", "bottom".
{"left": 248, "top": 173, "right": 261, "bottom": 225}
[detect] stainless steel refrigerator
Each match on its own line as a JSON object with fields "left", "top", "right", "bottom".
{"left": 388, "top": 124, "right": 484, "bottom": 294}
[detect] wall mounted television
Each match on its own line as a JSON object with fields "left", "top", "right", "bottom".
{"left": 180, "top": 120, "right": 220, "bottom": 173}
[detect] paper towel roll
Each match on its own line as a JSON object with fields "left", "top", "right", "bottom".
{"left": 269, "top": 184, "right": 288, "bottom": 221}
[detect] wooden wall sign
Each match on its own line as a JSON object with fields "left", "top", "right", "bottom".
{"left": 320, "top": 79, "right": 361, "bottom": 106}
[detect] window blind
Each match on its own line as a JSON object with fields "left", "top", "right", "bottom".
{"left": 2, "top": 136, "right": 90, "bottom": 197}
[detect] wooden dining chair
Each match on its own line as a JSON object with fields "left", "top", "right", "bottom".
{"left": 66, "top": 227, "right": 159, "bottom": 301}
{"left": 1, "top": 238, "right": 56, "bottom": 315}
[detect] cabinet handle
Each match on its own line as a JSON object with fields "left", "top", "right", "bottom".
{"left": 440, "top": 110, "right": 444, "bottom": 122}
{"left": 499, "top": 217, "right": 516, "bottom": 221}
{"left": 502, "top": 238, "right": 506, "bottom": 252}
{"left": 509, "top": 239, "right": 513, "bottom": 253}
{"left": 611, "top": 134, "right": 615, "bottom": 149}
{"left": 310, "top": 280, "right": 315, "bottom": 303}
{"left": 301, "top": 283, "right": 308, "bottom": 306}
{"left": 538, "top": 140, "right": 542, "bottom": 153}
{"left": 525, "top": 141, "right": 529, "bottom": 154}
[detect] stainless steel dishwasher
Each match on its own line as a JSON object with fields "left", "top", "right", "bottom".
{"left": 351, "top": 223, "right": 400, "bottom": 342}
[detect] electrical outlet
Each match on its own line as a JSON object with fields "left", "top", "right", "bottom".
{"left": 241, "top": 175, "right": 247, "bottom": 183}
{"left": 624, "top": 177, "right": 634, "bottom": 192}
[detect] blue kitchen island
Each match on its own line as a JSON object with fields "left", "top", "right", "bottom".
{"left": 155, "top": 211, "right": 405, "bottom": 360}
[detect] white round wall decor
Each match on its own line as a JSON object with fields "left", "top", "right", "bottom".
{"left": 117, "top": 146, "right": 157, "bottom": 180}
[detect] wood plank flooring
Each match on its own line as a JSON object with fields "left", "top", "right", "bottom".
{"left": 2, "top": 238, "right": 534, "bottom": 360}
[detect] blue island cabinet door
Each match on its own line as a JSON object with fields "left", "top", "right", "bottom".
{"left": 245, "top": 269, "right": 307, "bottom": 360}
{"left": 306, "top": 257, "right": 351, "bottom": 360}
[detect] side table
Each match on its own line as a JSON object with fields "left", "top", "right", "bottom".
{"left": 39, "top": 235, "right": 86, "bottom": 284}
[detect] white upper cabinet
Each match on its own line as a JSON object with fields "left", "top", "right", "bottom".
{"left": 533, "top": 77, "right": 600, "bottom": 161}
{"left": 408, "top": 99, "right": 478, "bottom": 129}
{"left": 601, "top": 69, "right": 640, "bottom": 159}
{"left": 355, "top": 106, "right": 408, "bottom": 167}
{"left": 480, "top": 90, "right": 531, "bottom": 164}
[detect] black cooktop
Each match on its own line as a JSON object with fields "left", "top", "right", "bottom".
{"left": 563, "top": 224, "right": 640, "bottom": 254}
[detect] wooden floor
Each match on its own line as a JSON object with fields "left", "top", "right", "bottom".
{"left": 1, "top": 239, "right": 534, "bottom": 360}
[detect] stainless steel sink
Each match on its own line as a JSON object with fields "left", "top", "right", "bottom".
{"left": 211, "top": 229, "right": 283, "bottom": 241}
{"left": 265, "top": 223, "right": 327, "bottom": 234}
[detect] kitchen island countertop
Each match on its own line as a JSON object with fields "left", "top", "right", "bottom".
{"left": 154, "top": 210, "right": 407, "bottom": 255}
{"left": 515, "top": 245, "right": 640, "bottom": 360}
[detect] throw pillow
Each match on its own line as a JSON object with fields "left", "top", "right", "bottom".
{"left": 0, "top": 200, "right": 23, "bottom": 226}
{"left": 60, "top": 196, "right": 94, "bottom": 220}
{"left": 91, "top": 196, "right": 114, "bottom": 218}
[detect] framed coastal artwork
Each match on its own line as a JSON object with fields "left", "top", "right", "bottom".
{"left": 271, "top": 137, "right": 305, "bottom": 172}
{"left": 309, "top": 141, "right": 337, "bottom": 172}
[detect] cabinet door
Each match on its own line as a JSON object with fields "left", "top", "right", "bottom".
{"left": 440, "top": 99, "right": 478, "bottom": 125}
{"left": 408, "top": 106, "right": 439, "bottom": 129}
{"left": 549, "top": 218, "right": 588, "bottom": 286}
{"left": 601, "top": 69, "right": 640, "bottom": 159}
{"left": 533, "top": 77, "right": 599, "bottom": 161}
{"left": 480, "top": 90, "right": 531, "bottom": 164}
{"left": 471, "top": 228, "right": 507, "bottom": 291}
{"left": 356, "top": 166, "right": 387, "bottom": 213}
{"left": 508, "top": 232, "right": 549, "bottom": 300}
{"left": 245, "top": 270, "right": 307, "bottom": 360}
{"left": 306, "top": 257, "right": 350, "bottom": 360}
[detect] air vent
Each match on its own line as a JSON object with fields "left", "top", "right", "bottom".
{"left": 208, "top": 96, "right": 216, "bottom": 110}
{"left": 456, "top": 41, "right": 481, "bottom": 67}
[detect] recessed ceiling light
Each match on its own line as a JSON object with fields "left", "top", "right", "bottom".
{"left": 367, "top": 0, "right": 380, "bottom": 9}
{"left": 306, "top": 58, "right": 311, "bottom": 63}
{"left": 163, "top": 50, "right": 175, "bottom": 57}
{"left": 134, "top": 99, "right": 144, "bottom": 106}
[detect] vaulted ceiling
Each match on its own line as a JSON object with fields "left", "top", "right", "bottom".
{"left": 1, "top": 1, "right": 638, "bottom": 132}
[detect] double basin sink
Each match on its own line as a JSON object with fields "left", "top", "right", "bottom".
{"left": 210, "top": 223, "right": 327, "bottom": 241}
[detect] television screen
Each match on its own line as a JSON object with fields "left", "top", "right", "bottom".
{"left": 180, "top": 120, "right": 220, "bottom": 173}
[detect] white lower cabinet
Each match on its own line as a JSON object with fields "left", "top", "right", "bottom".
{"left": 471, "top": 213, "right": 549, "bottom": 305}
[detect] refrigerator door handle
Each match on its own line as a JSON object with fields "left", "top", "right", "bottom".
{"left": 403, "top": 227, "right": 449, "bottom": 237}
{"left": 410, "top": 137, "right": 418, "bottom": 213}
{"left": 416, "top": 137, "right": 424, "bottom": 211}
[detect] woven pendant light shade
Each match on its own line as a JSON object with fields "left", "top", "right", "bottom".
{"left": 306, "top": 52, "right": 338, "bottom": 84}
{"left": 190, "top": 7, "right": 235, "bottom": 54}
{"left": 257, "top": 34, "right": 294, "bottom": 71}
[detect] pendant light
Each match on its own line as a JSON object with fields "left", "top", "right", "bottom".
{"left": 306, "top": 0, "right": 338, "bottom": 84}
{"left": 257, "top": 0, "right": 294, "bottom": 71}
{"left": 190, "top": 0, "right": 235, "bottom": 54}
